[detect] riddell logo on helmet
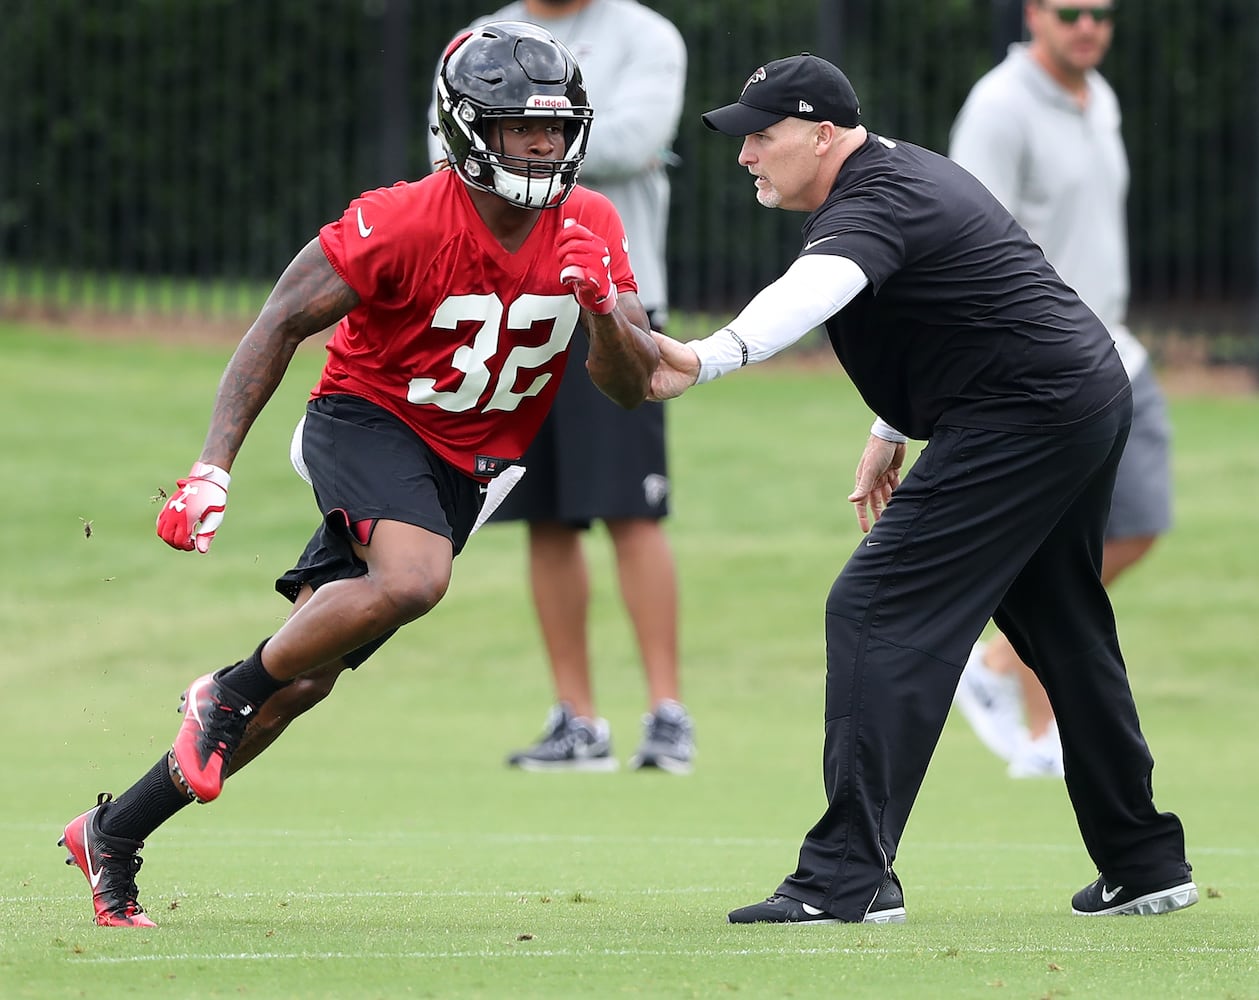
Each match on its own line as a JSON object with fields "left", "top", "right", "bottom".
{"left": 526, "top": 95, "right": 573, "bottom": 110}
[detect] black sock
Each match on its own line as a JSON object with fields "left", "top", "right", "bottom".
{"left": 97, "top": 756, "right": 191, "bottom": 842}
{"left": 219, "top": 638, "right": 287, "bottom": 707}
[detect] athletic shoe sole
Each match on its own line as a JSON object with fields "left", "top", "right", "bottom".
{"left": 510, "top": 756, "right": 620, "bottom": 773}
{"left": 1073, "top": 881, "right": 1199, "bottom": 916}
{"left": 729, "top": 887, "right": 907, "bottom": 925}
{"left": 864, "top": 905, "right": 907, "bottom": 924}
{"left": 628, "top": 752, "right": 693, "bottom": 775}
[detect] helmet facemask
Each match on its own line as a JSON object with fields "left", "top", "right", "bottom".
{"left": 437, "top": 22, "right": 593, "bottom": 209}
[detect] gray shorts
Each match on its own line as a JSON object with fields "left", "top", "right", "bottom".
{"left": 1107, "top": 363, "right": 1172, "bottom": 540}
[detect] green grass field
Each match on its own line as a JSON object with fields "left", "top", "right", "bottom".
{"left": 2, "top": 322, "right": 1257, "bottom": 998}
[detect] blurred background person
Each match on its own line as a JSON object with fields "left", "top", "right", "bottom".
{"left": 948, "top": 0, "right": 1172, "bottom": 778}
{"left": 428, "top": 0, "right": 692, "bottom": 773}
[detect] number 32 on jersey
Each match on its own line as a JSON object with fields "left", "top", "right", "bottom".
{"left": 408, "top": 293, "right": 580, "bottom": 414}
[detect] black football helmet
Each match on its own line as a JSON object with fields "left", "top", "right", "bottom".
{"left": 436, "top": 21, "right": 593, "bottom": 209}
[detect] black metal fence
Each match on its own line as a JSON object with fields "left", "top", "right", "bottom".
{"left": 2, "top": 0, "right": 1256, "bottom": 351}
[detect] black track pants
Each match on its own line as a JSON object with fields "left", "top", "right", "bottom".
{"left": 777, "top": 393, "right": 1189, "bottom": 920}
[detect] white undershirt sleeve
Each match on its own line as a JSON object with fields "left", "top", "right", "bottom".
{"left": 690, "top": 254, "right": 870, "bottom": 384}
{"left": 869, "top": 417, "right": 908, "bottom": 443}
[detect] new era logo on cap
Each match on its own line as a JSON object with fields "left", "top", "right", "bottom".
{"left": 703, "top": 52, "right": 861, "bottom": 137}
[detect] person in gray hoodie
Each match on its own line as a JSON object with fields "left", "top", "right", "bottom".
{"left": 428, "top": 0, "right": 693, "bottom": 774}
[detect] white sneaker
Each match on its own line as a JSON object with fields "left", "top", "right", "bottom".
{"left": 953, "top": 642, "right": 1025, "bottom": 763}
{"left": 1007, "top": 723, "right": 1065, "bottom": 779}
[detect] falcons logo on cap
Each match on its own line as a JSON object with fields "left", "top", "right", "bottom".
{"left": 742, "top": 67, "right": 767, "bottom": 93}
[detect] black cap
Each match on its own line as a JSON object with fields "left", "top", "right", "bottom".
{"left": 702, "top": 53, "right": 861, "bottom": 136}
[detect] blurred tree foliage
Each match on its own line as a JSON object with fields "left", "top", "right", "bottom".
{"left": 1, "top": 0, "right": 1254, "bottom": 328}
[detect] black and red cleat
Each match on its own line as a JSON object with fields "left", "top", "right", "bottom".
{"left": 170, "top": 670, "right": 255, "bottom": 803}
{"left": 59, "top": 792, "right": 157, "bottom": 928}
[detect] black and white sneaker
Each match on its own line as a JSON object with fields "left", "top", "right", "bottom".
{"left": 728, "top": 871, "right": 907, "bottom": 924}
{"left": 864, "top": 870, "right": 908, "bottom": 923}
{"left": 629, "top": 700, "right": 695, "bottom": 774}
{"left": 1072, "top": 875, "right": 1198, "bottom": 916}
{"left": 505, "top": 703, "right": 618, "bottom": 772}
{"left": 728, "top": 894, "right": 840, "bottom": 924}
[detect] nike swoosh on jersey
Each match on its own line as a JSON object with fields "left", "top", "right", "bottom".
{"left": 803, "top": 235, "right": 837, "bottom": 251}
{"left": 356, "top": 207, "right": 374, "bottom": 238}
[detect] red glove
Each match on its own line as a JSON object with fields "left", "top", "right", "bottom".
{"left": 156, "top": 462, "right": 231, "bottom": 553}
{"left": 557, "top": 219, "right": 618, "bottom": 315}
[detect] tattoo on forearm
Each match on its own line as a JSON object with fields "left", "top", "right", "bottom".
{"left": 202, "top": 239, "right": 359, "bottom": 464}
{"left": 585, "top": 305, "right": 657, "bottom": 408}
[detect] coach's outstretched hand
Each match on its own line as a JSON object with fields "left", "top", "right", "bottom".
{"left": 156, "top": 462, "right": 231, "bottom": 553}
{"left": 647, "top": 332, "right": 700, "bottom": 401}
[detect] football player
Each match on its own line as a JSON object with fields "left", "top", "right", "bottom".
{"left": 59, "top": 21, "right": 658, "bottom": 927}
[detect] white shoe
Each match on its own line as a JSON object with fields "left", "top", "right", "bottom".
{"left": 1007, "top": 723, "right": 1065, "bottom": 779}
{"left": 953, "top": 643, "right": 1025, "bottom": 763}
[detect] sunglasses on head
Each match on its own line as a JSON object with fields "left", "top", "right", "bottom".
{"left": 1046, "top": 5, "right": 1116, "bottom": 24}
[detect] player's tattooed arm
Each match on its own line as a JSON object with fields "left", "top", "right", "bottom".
{"left": 199, "top": 237, "right": 360, "bottom": 470}
{"left": 584, "top": 289, "right": 660, "bottom": 409}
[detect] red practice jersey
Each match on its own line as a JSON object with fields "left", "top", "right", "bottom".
{"left": 315, "top": 170, "right": 636, "bottom": 480}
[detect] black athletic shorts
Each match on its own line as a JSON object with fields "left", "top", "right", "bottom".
{"left": 275, "top": 393, "right": 483, "bottom": 605}
{"left": 491, "top": 319, "right": 670, "bottom": 529}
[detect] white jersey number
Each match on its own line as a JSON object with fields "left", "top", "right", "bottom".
{"left": 407, "top": 293, "right": 579, "bottom": 413}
